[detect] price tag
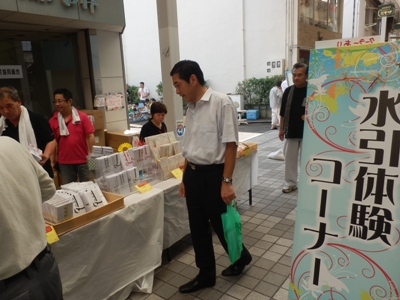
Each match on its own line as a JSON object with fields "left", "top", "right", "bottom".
{"left": 45, "top": 225, "right": 59, "bottom": 244}
{"left": 135, "top": 181, "right": 153, "bottom": 194}
{"left": 244, "top": 148, "right": 251, "bottom": 156}
{"left": 171, "top": 168, "right": 183, "bottom": 179}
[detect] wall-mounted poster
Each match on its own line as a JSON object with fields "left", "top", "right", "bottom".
{"left": 105, "top": 93, "right": 124, "bottom": 111}
{"left": 289, "top": 41, "right": 400, "bottom": 299}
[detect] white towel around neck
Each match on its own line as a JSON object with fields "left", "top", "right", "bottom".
{"left": 0, "top": 105, "right": 37, "bottom": 148}
{"left": 58, "top": 106, "right": 81, "bottom": 136}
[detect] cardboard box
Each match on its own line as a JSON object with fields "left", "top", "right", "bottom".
{"left": 106, "top": 129, "right": 140, "bottom": 149}
{"left": 236, "top": 142, "right": 258, "bottom": 158}
{"left": 46, "top": 191, "right": 124, "bottom": 236}
{"left": 81, "top": 109, "right": 105, "bottom": 130}
{"left": 246, "top": 110, "right": 259, "bottom": 120}
{"left": 94, "top": 129, "right": 106, "bottom": 146}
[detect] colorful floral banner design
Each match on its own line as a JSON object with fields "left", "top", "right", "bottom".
{"left": 289, "top": 42, "right": 400, "bottom": 299}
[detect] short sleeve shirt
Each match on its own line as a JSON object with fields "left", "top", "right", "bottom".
{"left": 49, "top": 110, "right": 95, "bottom": 164}
{"left": 280, "top": 85, "right": 307, "bottom": 139}
{"left": 2, "top": 109, "right": 54, "bottom": 177}
{"left": 182, "top": 88, "right": 238, "bottom": 165}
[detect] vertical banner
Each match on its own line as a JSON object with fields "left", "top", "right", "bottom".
{"left": 289, "top": 42, "right": 400, "bottom": 299}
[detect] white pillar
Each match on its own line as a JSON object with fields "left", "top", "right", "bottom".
{"left": 156, "top": 0, "right": 183, "bottom": 136}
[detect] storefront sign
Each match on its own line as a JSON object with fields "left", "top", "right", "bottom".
{"left": 33, "top": 0, "right": 98, "bottom": 14}
{"left": 0, "top": 65, "right": 23, "bottom": 79}
{"left": 61, "top": 0, "right": 98, "bottom": 14}
{"left": 378, "top": 3, "right": 395, "bottom": 18}
{"left": 289, "top": 42, "right": 400, "bottom": 299}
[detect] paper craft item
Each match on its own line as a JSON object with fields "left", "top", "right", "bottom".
{"left": 159, "top": 157, "right": 173, "bottom": 180}
{"left": 171, "top": 141, "right": 182, "bottom": 155}
{"left": 119, "top": 151, "right": 134, "bottom": 170}
{"left": 79, "top": 189, "right": 105, "bottom": 212}
{"left": 126, "top": 167, "right": 139, "bottom": 192}
{"left": 56, "top": 190, "right": 86, "bottom": 217}
{"left": 154, "top": 133, "right": 171, "bottom": 147}
{"left": 42, "top": 196, "right": 74, "bottom": 223}
{"left": 144, "top": 135, "right": 157, "bottom": 148}
{"left": 167, "top": 131, "right": 176, "bottom": 142}
{"left": 105, "top": 171, "right": 130, "bottom": 195}
{"left": 128, "top": 147, "right": 144, "bottom": 170}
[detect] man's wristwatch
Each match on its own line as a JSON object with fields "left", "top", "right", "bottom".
{"left": 222, "top": 177, "right": 233, "bottom": 184}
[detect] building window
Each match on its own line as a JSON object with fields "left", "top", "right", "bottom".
{"left": 300, "top": 0, "right": 342, "bottom": 33}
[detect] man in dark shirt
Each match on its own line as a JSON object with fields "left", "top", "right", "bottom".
{"left": 0, "top": 86, "right": 56, "bottom": 178}
{"left": 279, "top": 63, "right": 308, "bottom": 193}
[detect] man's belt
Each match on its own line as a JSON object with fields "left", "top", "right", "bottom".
{"left": 187, "top": 162, "right": 223, "bottom": 171}
{"left": 0, "top": 245, "right": 51, "bottom": 286}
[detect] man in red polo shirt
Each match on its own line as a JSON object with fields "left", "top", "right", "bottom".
{"left": 49, "top": 88, "right": 95, "bottom": 184}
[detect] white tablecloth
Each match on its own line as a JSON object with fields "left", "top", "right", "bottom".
{"left": 233, "top": 151, "right": 258, "bottom": 199}
{"left": 52, "top": 188, "right": 164, "bottom": 300}
{"left": 153, "top": 178, "right": 190, "bottom": 249}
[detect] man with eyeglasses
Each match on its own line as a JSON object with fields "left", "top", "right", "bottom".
{"left": 49, "top": 88, "right": 95, "bottom": 184}
{"left": 0, "top": 86, "right": 56, "bottom": 178}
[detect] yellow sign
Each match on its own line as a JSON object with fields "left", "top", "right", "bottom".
{"left": 171, "top": 168, "right": 183, "bottom": 179}
{"left": 135, "top": 181, "right": 153, "bottom": 194}
{"left": 46, "top": 225, "right": 59, "bottom": 244}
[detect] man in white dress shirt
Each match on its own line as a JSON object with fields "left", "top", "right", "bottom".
{"left": 170, "top": 60, "right": 252, "bottom": 294}
{"left": 0, "top": 137, "right": 62, "bottom": 299}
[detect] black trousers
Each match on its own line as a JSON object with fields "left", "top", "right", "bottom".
{"left": 183, "top": 163, "right": 249, "bottom": 282}
{"left": 0, "top": 246, "right": 63, "bottom": 300}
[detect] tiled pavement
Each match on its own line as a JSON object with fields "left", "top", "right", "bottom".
{"left": 127, "top": 128, "right": 297, "bottom": 300}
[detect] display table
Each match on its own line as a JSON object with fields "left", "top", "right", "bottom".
{"left": 52, "top": 188, "right": 164, "bottom": 300}
{"left": 234, "top": 151, "right": 258, "bottom": 205}
{"left": 153, "top": 178, "right": 190, "bottom": 250}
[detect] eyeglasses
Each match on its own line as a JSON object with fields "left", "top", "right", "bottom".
{"left": 53, "top": 100, "right": 67, "bottom": 104}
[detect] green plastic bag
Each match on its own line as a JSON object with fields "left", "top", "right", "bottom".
{"left": 221, "top": 201, "right": 243, "bottom": 264}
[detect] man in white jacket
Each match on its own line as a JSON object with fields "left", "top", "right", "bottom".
{"left": 0, "top": 137, "right": 62, "bottom": 299}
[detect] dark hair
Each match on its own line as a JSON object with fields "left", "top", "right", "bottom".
{"left": 170, "top": 60, "right": 205, "bottom": 85}
{"left": 53, "top": 88, "right": 73, "bottom": 101}
{"left": 292, "top": 63, "right": 308, "bottom": 76}
{"left": 0, "top": 86, "right": 19, "bottom": 102}
{"left": 150, "top": 102, "right": 167, "bottom": 115}
{"left": 140, "top": 82, "right": 144, "bottom": 85}
{"left": 276, "top": 80, "right": 282, "bottom": 87}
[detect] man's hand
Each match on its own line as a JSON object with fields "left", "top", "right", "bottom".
{"left": 180, "top": 181, "right": 186, "bottom": 197}
{"left": 221, "top": 182, "right": 236, "bottom": 204}
{"left": 279, "top": 129, "right": 285, "bottom": 141}
{"left": 39, "top": 154, "right": 49, "bottom": 165}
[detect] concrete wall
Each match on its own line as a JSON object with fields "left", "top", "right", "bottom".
{"left": 122, "top": 0, "right": 288, "bottom": 96}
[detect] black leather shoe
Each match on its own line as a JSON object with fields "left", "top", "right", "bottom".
{"left": 222, "top": 252, "right": 252, "bottom": 276}
{"left": 179, "top": 278, "right": 215, "bottom": 294}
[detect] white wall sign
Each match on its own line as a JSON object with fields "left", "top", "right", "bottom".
{"left": 0, "top": 65, "right": 23, "bottom": 79}
{"left": 315, "top": 35, "right": 383, "bottom": 49}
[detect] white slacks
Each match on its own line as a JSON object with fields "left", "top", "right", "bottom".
{"left": 283, "top": 138, "right": 302, "bottom": 187}
{"left": 271, "top": 107, "right": 280, "bottom": 127}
